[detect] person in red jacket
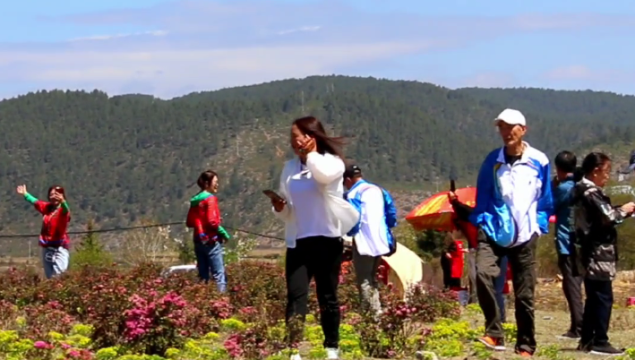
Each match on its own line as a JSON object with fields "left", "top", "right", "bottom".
{"left": 186, "top": 170, "right": 231, "bottom": 292}
{"left": 441, "top": 236, "right": 468, "bottom": 290}
{"left": 16, "top": 184, "right": 71, "bottom": 279}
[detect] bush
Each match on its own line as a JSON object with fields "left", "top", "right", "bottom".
{"left": 71, "top": 219, "right": 114, "bottom": 268}
{"left": 0, "top": 259, "right": 460, "bottom": 359}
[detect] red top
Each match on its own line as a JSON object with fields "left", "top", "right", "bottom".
{"left": 186, "top": 192, "right": 221, "bottom": 239}
{"left": 502, "top": 263, "right": 512, "bottom": 294}
{"left": 33, "top": 201, "right": 71, "bottom": 248}
{"left": 450, "top": 240, "right": 465, "bottom": 279}
{"left": 462, "top": 223, "right": 478, "bottom": 249}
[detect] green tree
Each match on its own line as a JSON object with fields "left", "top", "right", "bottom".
{"left": 71, "top": 219, "right": 114, "bottom": 268}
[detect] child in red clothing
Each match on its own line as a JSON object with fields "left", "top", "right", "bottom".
{"left": 16, "top": 184, "right": 71, "bottom": 279}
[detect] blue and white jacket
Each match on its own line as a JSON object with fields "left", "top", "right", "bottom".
{"left": 345, "top": 179, "right": 391, "bottom": 257}
{"left": 469, "top": 143, "right": 554, "bottom": 247}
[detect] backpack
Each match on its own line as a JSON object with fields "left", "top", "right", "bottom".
{"left": 345, "top": 183, "right": 398, "bottom": 256}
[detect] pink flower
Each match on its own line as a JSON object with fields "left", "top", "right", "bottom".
{"left": 34, "top": 341, "right": 53, "bottom": 350}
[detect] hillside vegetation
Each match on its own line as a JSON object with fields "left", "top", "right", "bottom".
{"left": 0, "top": 76, "right": 634, "bottom": 249}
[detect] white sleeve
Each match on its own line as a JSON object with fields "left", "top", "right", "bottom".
{"left": 305, "top": 153, "right": 345, "bottom": 185}
{"left": 272, "top": 164, "right": 293, "bottom": 221}
{"left": 360, "top": 186, "right": 385, "bottom": 227}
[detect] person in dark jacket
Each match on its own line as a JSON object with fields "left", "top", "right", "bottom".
{"left": 571, "top": 152, "right": 635, "bottom": 355}
{"left": 552, "top": 151, "right": 583, "bottom": 339}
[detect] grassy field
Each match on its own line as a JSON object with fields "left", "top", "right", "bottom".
{"left": 441, "top": 308, "right": 635, "bottom": 360}
{"left": 435, "top": 276, "right": 635, "bottom": 360}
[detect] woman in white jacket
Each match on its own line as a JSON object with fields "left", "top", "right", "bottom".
{"left": 271, "top": 116, "right": 360, "bottom": 360}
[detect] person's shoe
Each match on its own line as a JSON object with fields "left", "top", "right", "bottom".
{"left": 590, "top": 343, "right": 625, "bottom": 356}
{"left": 477, "top": 336, "right": 506, "bottom": 351}
{"left": 576, "top": 341, "right": 591, "bottom": 353}
{"left": 325, "top": 347, "right": 340, "bottom": 359}
{"left": 515, "top": 350, "right": 533, "bottom": 357}
{"left": 289, "top": 353, "right": 302, "bottom": 360}
{"left": 557, "top": 331, "right": 581, "bottom": 340}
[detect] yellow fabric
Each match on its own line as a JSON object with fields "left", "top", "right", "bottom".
{"left": 382, "top": 242, "right": 424, "bottom": 299}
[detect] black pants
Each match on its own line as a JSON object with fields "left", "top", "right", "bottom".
{"left": 581, "top": 278, "right": 613, "bottom": 347}
{"left": 475, "top": 230, "right": 537, "bottom": 354}
{"left": 558, "top": 254, "right": 583, "bottom": 336}
{"left": 444, "top": 277, "right": 461, "bottom": 289}
{"left": 441, "top": 256, "right": 460, "bottom": 289}
{"left": 285, "top": 236, "right": 343, "bottom": 348}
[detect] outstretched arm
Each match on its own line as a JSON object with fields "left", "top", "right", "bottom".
{"left": 24, "top": 193, "right": 49, "bottom": 214}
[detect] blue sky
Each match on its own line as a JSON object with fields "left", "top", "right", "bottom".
{"left": 1, "top": 0, "right": 635, "bottom": 99}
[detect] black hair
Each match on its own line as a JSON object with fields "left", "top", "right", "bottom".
{"left": 554, "top": 150, "right": 577, "bottom": 173}
{"left": 292, "top": 116, "right": 346, "bottom": 160}
{"left": 573, "top": 167, "right": 584, "bottom": 182}
{"left": 581, "top": 152, "right": 611, "bottom": 176}
{"left": 197, "top": 170, "right": 218, "bottom": 190}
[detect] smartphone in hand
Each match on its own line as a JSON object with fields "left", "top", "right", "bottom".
{"left": 263, "top": 190, "right": 284, "bottom": 202}
{"left": 450, "top": 179, "right": 456, "bottom": 192}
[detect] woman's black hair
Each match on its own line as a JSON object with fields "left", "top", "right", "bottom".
{"left": 197, "top": 170, "right": 218, "bottom": 190}
{"left": 292, "top": 116, "right": 346, "bottom": 160}
{"left": 581, "top": 152, "right": 611, "bottom": 176}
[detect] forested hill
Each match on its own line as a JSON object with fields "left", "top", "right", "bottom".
{"left": 0, "top": 75, "right": 633, "bottom": 237}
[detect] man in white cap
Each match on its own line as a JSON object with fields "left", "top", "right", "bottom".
{"left": 469, "top": 108, "right": 553, "bottom": 357}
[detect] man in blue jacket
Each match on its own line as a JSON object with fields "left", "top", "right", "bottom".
{"left": 552, "top": 151, "right": 583, "bottom": 340}
{"left": 470, "top": 108, "right": 553, "bottom": 357}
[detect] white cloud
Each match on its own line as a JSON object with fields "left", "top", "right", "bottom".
{"left": 3, "top": 1, "right": 635, "bottom": 98}
{"left": 67, "top": 30, "right": 168, "bottom": 42}
{"left": 457, "top": 72, "right": 517, "bottom": 88}
{"left": 277, "top": 26, "right": 321, "bottom": 36}
{"left": 543, "top": 65, "right": 634, "bottom": 83}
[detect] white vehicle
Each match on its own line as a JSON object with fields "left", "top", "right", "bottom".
{"left": 161, "top": 264, "right": 197, "bottom": 278}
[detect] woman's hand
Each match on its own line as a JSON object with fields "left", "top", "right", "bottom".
{"left": 16, "top": 185, "right": 27, "bottom": 196}
{"left": 621, "top": 202, "right": 635, "bottom": 215}
{"left": 448, "top": 191, "right": 457, "bottom": 202}
{"left": 272, "top": 197, "right": 286, "bottom": 212}
{"left": 51, "top": 192, "right": 65, "bottom": 203}
{"left": 299, "top": 136, "right": 317, "bottom": 155}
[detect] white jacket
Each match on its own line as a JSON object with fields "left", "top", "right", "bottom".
{"left": 272, "top": 152, "right": 360, "bottom": 248}
{"left": 346, "top": 182, "right": 391, "bottom": 257}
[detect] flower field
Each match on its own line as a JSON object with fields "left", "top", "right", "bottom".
{"left": 3, "top": 260, "right": 635, "bottom": 360}
{"left": 0, "top": 261, "right": 461, "bottom": 360}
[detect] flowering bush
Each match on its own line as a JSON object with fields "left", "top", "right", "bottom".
{"left": 0, "top": 260, "right": 461, "bottom": 359}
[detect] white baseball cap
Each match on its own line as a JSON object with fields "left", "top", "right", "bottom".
{"left": 493, "top": 108, "right": 526, "bottom": 126}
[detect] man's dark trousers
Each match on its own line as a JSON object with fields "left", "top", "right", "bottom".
{"left": 476, "top": 230, "right": 538, "bottom": 354}
{"left": 558, "top": 253, "right": 583, "bottom": 336}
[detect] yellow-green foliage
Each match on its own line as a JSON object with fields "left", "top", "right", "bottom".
{"left": 219, "top": 317, "right": 247, "bottom": 332}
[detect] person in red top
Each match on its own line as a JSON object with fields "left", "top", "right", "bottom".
{"left": 16, "top": 184, "right": 71, "bottom": 279}
{"left": 186, "top": 170, "right": 231, "bottom": 292}
{"left": 441, "top": 235, "right": 467, "bottom": 290}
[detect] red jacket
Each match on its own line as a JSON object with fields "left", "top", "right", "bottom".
{"left": 503, "top": 263, "right": 513, "bottom": 294}
{"left": 25, "top": 193, "right": 71, "bottom": 248}
{"left": 186, "top": 191, "right": 220, "bottom": 240}
{"left": 450, "top": 240, "right": 465, "bottom": 278}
